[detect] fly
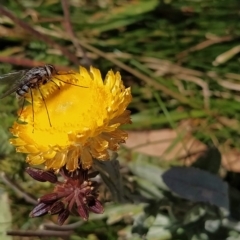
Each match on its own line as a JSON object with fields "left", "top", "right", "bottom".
{"left": 0, "top": 64, "right": 86, "bottom": 129}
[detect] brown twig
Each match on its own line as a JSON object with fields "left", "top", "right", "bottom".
{"left": 7, "top": 230, "right": 72, "bottom": 238}
{"left": 0, "top": 6, "right": 79, "bottom": 65}
{"left": 0, "top": 172, "right": 38, "bottom": 205}
{"left": 61, "top": 0, "right": 91, "bottom": 66}
{"left": 0, "top": 56, "right": 45, "bottom": 67}
{"left": 43, "top": 220, "right": 83, "bottom": 231}
{"left": 0, "top": 56, "right": 73, "bottom": 71}
{"left": 176, "top": 35, "right": 234, "bottom": 59}
{"left": 176, "top": 74, "right": 210, "bottom": 109}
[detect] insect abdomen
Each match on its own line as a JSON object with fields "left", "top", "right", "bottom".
{"left": 16, "top": 84, "right": 29, "bottom": 97}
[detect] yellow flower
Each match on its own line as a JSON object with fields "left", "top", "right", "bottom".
{"left": 10, "top": 66, "right": 132, "bottom": 171}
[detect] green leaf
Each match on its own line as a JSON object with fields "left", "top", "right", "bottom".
{"left": 93, "top": 154, "right": 126, "bottom": 203}
{"left": 129, "top": 161, "right": 169, "bottom": 190}
{"left": 162, "top": 167, "right": 229, "bottom": 211}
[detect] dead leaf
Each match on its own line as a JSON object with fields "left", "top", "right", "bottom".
{"left": 125, "top": 126, "right": 240, "bottom": 172}
{"left": 221, "top": 148, "right": 240, "bottom": 172}
{"left": 126, "top": 129, "right": 206, "bottom": 164}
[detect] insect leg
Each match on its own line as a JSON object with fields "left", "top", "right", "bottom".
{"left": 30, "top": 88, "right": 35, "bottom": 132}
{"left": 17, "top": 97, "right": 26, "bottom": 122}
{"left": 54, "top": 76, "right": 88, "bottom": 88}
{"left": 37, "top": 85, "right": 52, "bottom": 127}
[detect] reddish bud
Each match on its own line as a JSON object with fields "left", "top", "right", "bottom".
{"left": 77, "top": 203, "right": 89, "bottom": 220}
{"left": 49, "top": 201, "right": 65, "bottom": 215}
{"left": 28, "top": 166, "right": 104, "bottom": 225}
{"left": 26, "top": 167, "right": 57, "bottom": 183}
{"left": 30, "top": 202, "right": 51, "bottom": 217}
{"left": 41, "top": 171, "right": 58, "bottom": 183}
{"left": 58, "top": 209, "right": 70, "bottom": 225}
{"left": 38, "top": 193, "right": 60, "bottom": 203}
{"left": 88, "top": 199, "right": 104, "bottom": 214}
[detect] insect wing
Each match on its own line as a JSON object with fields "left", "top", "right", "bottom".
{"left": 0, "top": 70, "right": 27, "bottom": 98}
{"left": 0, "top": 70, "right": 27, "bottom": 83}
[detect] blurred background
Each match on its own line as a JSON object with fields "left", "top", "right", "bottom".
{"left": 0, "top": 0, "right": 240, "bottom": 239}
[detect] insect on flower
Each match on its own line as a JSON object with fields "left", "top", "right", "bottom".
{"left": 0, "top": 64, "right": 87, "bottom": 128}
